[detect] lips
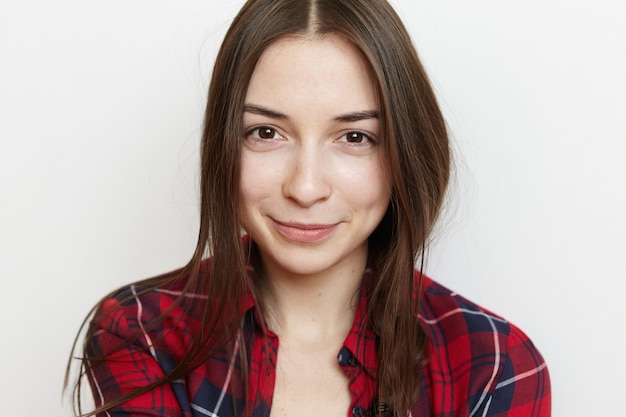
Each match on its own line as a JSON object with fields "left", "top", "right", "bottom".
{"left": 272, "top": 219, "right": 339, "bottom": 243}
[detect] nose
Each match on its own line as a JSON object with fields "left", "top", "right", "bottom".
{"left": 282, "top": 143, "right": 331, "bottom": 207}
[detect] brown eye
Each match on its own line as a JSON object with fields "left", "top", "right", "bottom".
{"left": 344, "top": 131, "right": 372, "bottom": 144}
{"left": 346, "top": 132, "right": 364, "bottom": 143}
{"left": 258, "top": 127, "right": 277, "bottom": 139}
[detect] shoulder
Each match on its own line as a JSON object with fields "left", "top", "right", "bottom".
{"left": 417, "top": 273, "right": 551, "bottom": 416}
{"left": 419, "top": 275, "right": 512, "bottom": 345}
{"left": 90, "top": 270, "right": 203, "bottom": 359}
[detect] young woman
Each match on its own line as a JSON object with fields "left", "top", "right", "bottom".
{"left": 67, "top": 1, "right": 551, "bottom": 416}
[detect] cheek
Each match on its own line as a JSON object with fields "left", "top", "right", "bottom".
{"left": 239, "top": 171, "right": 256, "bottom": 205}
{"left": 338, "top": 158, "right": 391, "bottom": 209}
{"left": 239, "top": 160, "right": 262, "bottom": 236}
{"left": 239, "top": 154, "right": 260, "bottom": 219}
{"left": 239, "top": 151, "right": 283, "bottom": 206}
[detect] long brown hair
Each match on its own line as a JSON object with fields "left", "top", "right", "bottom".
{"left": 66, "top": 0, "right": 450, "bottom": 415}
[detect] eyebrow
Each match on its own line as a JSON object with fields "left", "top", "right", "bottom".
{"left": 243, "top": 104, "right": 379, "bottom": 123}
{"left": 243, "top": 104, "right": 289, "bottom": 120}
{"left": 333, "top": 110, "right": 379, "bottom": 122}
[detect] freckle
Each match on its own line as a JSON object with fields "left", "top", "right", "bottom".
{"left": 318, "top": 292, "right": 322, "bottom": 296}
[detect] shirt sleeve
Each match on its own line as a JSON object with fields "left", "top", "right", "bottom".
{"left": 483, "top": 325, "right": 551, "bottom": 417}
{"left": 87, "top": 294, "right": 188, "bottom": 417}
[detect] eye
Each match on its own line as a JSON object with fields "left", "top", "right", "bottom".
{"left": 339, "top": 131, "right": 374, "bottom": 144}
{"left": 258, "top": 127, "right": 279, "bottom": 139}
{"left": 246, "top": 126, "right": 282, "bottom": 141}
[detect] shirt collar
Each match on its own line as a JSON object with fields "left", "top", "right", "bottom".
{"left": 243, "top": 262, "right": 378, "bottom": 379}
{"left": 342, "top": 266, "right": 378, "bottom": 378}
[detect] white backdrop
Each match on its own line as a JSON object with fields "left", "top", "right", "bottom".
{"left": 1, "top": 1, "right": 624, "bottom": 416}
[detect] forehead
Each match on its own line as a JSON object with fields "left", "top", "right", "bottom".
{"left": 245, "top": 34, "right": 379, "bottom": 113}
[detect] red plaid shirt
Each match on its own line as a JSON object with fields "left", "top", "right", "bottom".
{"left": 88, "top": 266, "right": 550, "bottom": 417}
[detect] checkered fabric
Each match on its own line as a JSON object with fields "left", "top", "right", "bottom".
{"left": 88, "top": 265, "right": 550, "bottom": 417}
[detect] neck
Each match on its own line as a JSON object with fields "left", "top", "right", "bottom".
{"left": 258, "top": 253, "right": 366, "bottom": 345}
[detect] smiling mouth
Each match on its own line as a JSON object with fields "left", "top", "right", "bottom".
{"left": 272, "top": 220, "right": 339, "bottom": 243}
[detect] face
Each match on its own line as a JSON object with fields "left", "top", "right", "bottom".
{"left": 240, "top": 35, "right": 391, "bottom": 280}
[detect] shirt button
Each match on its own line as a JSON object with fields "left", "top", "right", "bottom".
{"left": 352, "top": 406, "right": 366, "bottom": 417}
{"left": 338, "top": 347, "right": 358, "bottom": 366}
